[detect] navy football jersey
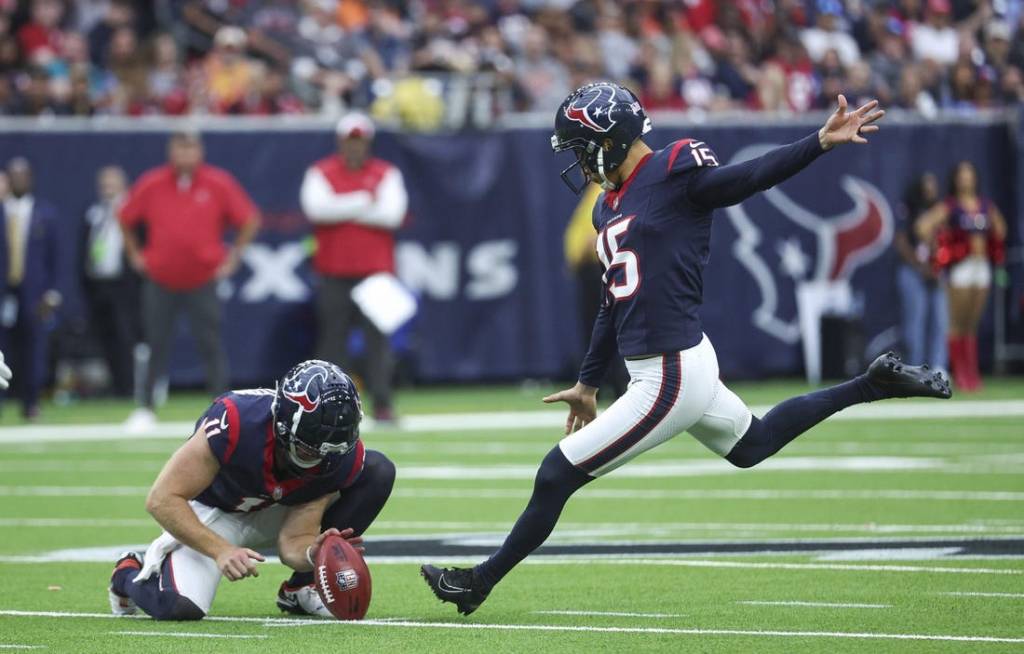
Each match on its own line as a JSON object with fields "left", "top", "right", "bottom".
{"left": 592, "top": 138, "right": 720, "bottom": 359}
{"left": 578, "top": 131, "right": 826, "bottom": 387}
{"left": 191, "top": 389, "right": 365, "bottom": 513}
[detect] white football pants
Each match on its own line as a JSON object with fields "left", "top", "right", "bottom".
{"left": 559, "top": 334, "right": 753, "bottom": 476}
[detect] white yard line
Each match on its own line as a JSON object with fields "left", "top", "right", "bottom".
{"left": 2, "top": 518, "right": 1019, "bottom": 536}
{"left": 0, "top": 647, "right": 45, "bottom": 650}
{"left": 1, "top": 610, "right": 1022, "bottom": 644}
{"left": 1, "top": 486, "right": 1021, "bottom": 502}
{"left": 938, "top": 592, "right": 1024, "bottom": 599}
{"left": 0, "top": 399, "right": 1020, "bottom": 444}
{"left": 112, "top": 631, "right": 267, "bottom": 640}
{"left": 0, "top": 486, "right": 149, "bottom": 496}
{"left": 737, "top": 600, "right": 891, "bottom": 609}
{"left": 0, "top": 458, "right": 997, "bottom": 491}
{"left": 1, "top": 549, "right": 1018, "bottom": 573}
{"left": 392, "top": 488, "right": 1024, "bottom": 502}
{"left": 534, "top": 610, "right": 682, "bottom": 618}
{"left": 0, "top": 519, "right": 151, "bottom": 527}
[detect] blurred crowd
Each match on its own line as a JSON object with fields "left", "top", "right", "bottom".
{"left": 0, "top": 0, "right": 1022, "bottom": 122}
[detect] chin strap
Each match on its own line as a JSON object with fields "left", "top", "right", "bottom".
{"left": 594, "top": 146, "right": 617, "bottom": 190}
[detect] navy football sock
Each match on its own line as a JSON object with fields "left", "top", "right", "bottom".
{"left": 474, "top": 446, "right": 593, "bottom": 590}
{"left": 114, "top": 564, "right": 204, "bottom": 621}
{"left": 726, "top": 375, "right": 883, "bottom": 468}
{"left": 287, "top": 449, "right": 396, "bottom": 588}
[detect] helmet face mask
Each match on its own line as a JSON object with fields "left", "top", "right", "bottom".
{"left": 272, "top": 360, "right": 363, "bottom": 474}
{"left": 551, "top": 82, "right": 651, "bottom": 194}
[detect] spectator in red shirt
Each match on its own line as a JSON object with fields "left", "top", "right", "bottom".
{"left": 300, "top": 113, "right": 407, "bottom": 423}
{"left": 16, "top": 0, "right": 63, "bottom": 64}
{"left": 119, "top": 130, "right": 260, "bottom": 431}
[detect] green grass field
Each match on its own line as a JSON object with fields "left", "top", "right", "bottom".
{"left": 1, "top": 379, "right": 1022, "bottom": 653}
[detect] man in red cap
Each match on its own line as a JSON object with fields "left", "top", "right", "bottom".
{"left": 300, "top": 112, "right": 408, "bottom": 423}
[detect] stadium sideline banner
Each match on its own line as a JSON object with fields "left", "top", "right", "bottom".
{"left": 0, "top": 121, "right": 1017, "bottom": 383}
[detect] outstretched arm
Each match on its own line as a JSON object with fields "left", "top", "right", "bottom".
{"left": 688, "top": 95, "right": 885, "bottom": 210}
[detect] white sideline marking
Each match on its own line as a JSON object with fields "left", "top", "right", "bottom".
{"left": 392, "top": 488, "right": 1024, "bottom": 502}
{"left": 112, "top": 631, "right": 267, "bottom": 640}
{"left": 0, "top": 519, "right": 151, "bottom": 527}
{"left": 546, "top": 558, "right": 1023, "bottom": 575}
{"left": 737, "top": 600, "right": 891, "bottom": 609}
{"left": 4, "top": 517, "right": 1019, "bottom": 536}
{"left": 939, "top": 592, "right": 1024, "bottom": 599}
{"left": 0, "top": 399, "right": 1020, "bottom": 443}
{"left": 534, "top": 610, "right": 682, "bottom": 618}
{"left": 2, "top": 610, "right": 1023, "bottom": 644}
{"left": 1, "top": 486, "right": 1021, "bottom": 502}
{"left": 0, "top": 546, "right": 1019, "bottom": 573}
{"left": 398, "top": 457, "right": 944, "bottom": 480}
{"left": 0, "top": 486, "right": 148, "bottom": 497}
{"left": 0, "top": 646, "right": 45, "bottom": 650}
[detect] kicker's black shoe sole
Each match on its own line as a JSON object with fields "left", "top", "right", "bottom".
{"left": 867, "top": 352, "right": 952, "bottom": 399}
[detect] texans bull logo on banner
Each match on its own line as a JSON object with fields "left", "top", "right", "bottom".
{"left": 722, "top": 144, "right": 893, "bottom": 346}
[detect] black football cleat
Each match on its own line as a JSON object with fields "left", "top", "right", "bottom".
{"left": 866, "top": 351, "right": 952, "bottom": 399}
{"left": 420, "top": 564, "right": 490, "bottom": 616}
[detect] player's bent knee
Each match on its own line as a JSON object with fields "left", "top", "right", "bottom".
{"left": 363, "top": 449, "right": 396, "bottom": 496}
{"left": 532, "top": 446, "right": 591, "bottom": 496}
{"left": 724, "top": 448, "right": 760, "bottom": 469}
{"left": 724, "top": 417, "right": 769, "bottom": 469}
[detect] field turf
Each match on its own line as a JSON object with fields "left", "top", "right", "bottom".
{"left": 0, "top": 379, "right": 1022, "bottom": 652}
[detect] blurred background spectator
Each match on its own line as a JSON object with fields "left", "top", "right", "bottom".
{"left": 81, "top": 165, "right": 139, "bottom": 398}
{"left": 119, "top": 131, "right": 260, "bottom": 431}
{"left": 0, "top": 0, "right": 1019, "bottom": 124}
{"left": 0, "top": 157, "right": 63, "bottom": 420}
{"left": 300, "top": 112, "right": 408, "bottom": 423}
{"left": 894, "top": 172, "right": 947, "bottom": 373}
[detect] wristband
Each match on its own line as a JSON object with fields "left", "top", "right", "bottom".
{"left": 305, "top": 545, "right": 316, "bottom": 568}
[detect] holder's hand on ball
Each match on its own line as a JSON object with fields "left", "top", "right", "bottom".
{"left": 308, "top": 528, "right": 365, "bottom": 566}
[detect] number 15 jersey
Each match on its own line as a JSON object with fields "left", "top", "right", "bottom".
{"left": 591, "top": 139, "right": 720, "bottom": 361}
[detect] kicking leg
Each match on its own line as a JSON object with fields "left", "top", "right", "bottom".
{"left": 724, "top": 352, "right": 950, "bottom": 468}
{"left": 423, "top": 344, "right": 722, "bottom": 615}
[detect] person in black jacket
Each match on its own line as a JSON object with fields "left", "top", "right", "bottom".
{"left": 81, "top": 165, "right": 140, "bottom": 397}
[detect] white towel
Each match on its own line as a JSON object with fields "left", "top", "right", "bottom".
{"left": 134, "top": 501, "right": 223, "bottom": 583}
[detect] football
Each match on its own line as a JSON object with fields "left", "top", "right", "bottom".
{"left": 313, "top": 534, "right": 372, "bottom": 620}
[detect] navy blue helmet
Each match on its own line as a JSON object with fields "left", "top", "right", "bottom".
{"left": 551, "top": 82, "right": 652, "bottom": 194}
{"left": 272, "top": 360, "right": 362, "bottom": 473}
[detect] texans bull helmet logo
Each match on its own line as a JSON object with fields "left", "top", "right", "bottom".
{"left": 282, "top": 365, "right": 329, "bottom": 413}
{"left": 564, "top": 83, "right": 619, "bottom": 133}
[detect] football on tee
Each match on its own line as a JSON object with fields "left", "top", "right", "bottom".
{"left": 314, "top": 534, "right": 372, "bottom": 620}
